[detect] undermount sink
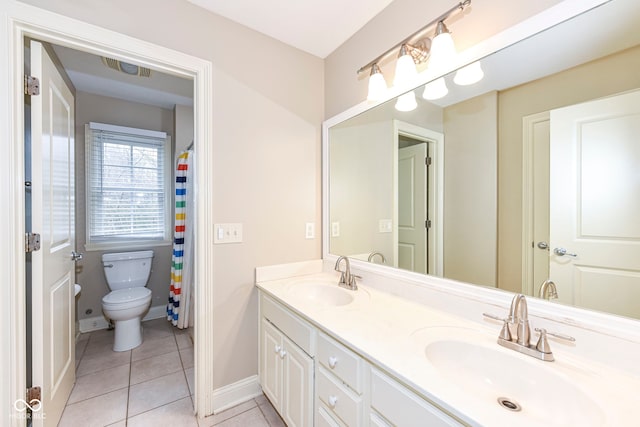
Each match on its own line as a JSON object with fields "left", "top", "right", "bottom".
{"left": 286, "top": 282, "right": 356, "bottom": 307}
{"left": 411, "top": 327, "right": 605, "bottom": 426}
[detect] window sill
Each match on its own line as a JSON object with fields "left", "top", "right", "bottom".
{"left": 84, "top": 240, "right": 172, "bottom": 252}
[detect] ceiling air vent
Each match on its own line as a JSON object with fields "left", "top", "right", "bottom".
{"left": 101, "top": 57, "right": 151, "bottom": 77}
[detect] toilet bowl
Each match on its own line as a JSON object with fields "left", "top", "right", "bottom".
{"left": 101, "top": 250, "right": 154, "bottom": 351}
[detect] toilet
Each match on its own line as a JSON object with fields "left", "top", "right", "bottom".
{"left": 101, "top": 250, "right": 154, "bottom": 351}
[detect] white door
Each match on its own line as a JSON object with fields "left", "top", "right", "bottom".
{"left": 30, "top": 40, "right": 76, "bottom": 426}
{"left": 550, "top": 90, "right": 640, "bottom": 318}
{"left": 398, "top": 143, "right": 428, "bottom": 273}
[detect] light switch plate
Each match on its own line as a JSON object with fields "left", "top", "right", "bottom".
{"left": 379, "top": 219, "right": 392, "bottom": 233}
{"left": 214, "top": 223, "right": 243, "bottom": 244}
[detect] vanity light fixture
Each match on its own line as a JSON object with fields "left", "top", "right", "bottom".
{"left": 454, "top": 60, "right": 484, "bottom": 85}
{"left": 357, "top": 0, "right": 472, "bottom": 102}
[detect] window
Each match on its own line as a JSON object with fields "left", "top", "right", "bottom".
{"left": 85, "top": 122, "right": 171, "bottom": 250}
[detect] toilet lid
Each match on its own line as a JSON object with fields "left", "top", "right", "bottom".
{"left": 103, "top": 287, "right": 151, "bottom": 304}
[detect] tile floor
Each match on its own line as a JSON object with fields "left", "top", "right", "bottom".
{"left": 61, "top": 318, "right": 285, "bottom": 427}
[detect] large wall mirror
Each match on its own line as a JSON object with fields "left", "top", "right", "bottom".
{"left": 326, "top": 0, "right": 640, "bottom": 320}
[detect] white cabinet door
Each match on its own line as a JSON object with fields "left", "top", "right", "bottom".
{"left": 260, "top": 319, "right": 282, "bottom": 410}
{"left": 282, "top": 335, "right": 314, "bottom": 427}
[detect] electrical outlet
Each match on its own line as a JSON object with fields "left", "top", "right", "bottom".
{"left": 331, "top": 221, "right": 340, "bottom": 237}
{"left": 305, "top": 222, "right": 315, "bottom": 239}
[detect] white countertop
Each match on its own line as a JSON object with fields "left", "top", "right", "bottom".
{"left": 256, "top": 270, "right": 639, "bottom": 427}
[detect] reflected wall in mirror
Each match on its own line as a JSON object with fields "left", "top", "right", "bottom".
{"left": 327, "top": 0, "right": 640, "bottom": 319}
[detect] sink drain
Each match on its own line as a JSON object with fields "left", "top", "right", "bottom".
{"left": 497, "top": 397, "right": 522, "bottom": 412}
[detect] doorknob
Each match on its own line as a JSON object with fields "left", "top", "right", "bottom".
{"left": 553, "top": 247, "right": 577, "bottom": 257}
{"left": 537, "top": 241, "right": 548, "bottom": 250}
{"left": 71, "top": 251, "right": 83, "bottom": 262}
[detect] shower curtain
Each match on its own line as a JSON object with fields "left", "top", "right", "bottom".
{"left": 167, "top": 148, "right": 195, "bottom": 329}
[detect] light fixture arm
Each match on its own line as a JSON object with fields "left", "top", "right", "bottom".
{"left": 357, "top": 0, "right": 471, "bottom": 75}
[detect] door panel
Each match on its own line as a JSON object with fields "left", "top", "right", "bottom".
{"left": 398, "top": 144, "right": 427, "bottom": 274}
{"left": 550, "top": 90, "right": 640, "bottom": 317}
{"left": 30, "top": 40, "right": 76, "bottom": 427}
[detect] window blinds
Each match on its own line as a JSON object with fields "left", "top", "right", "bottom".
{"left": 86, "top": 122, "right": 168, "bottom": 243}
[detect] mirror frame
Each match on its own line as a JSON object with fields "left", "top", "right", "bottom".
{"left": 321, "top": 0, "right": 640, "bottom": 335}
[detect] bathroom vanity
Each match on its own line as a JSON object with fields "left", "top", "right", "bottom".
{"left": 256, "top": 261, "right": 639, "bottom": 426}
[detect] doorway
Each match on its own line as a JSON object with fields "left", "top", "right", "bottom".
{"left": 4, "top": 6, "right": 215, "bottom": 422}
{"left": 26, "top": 38, "right": 195, "bottom": 425}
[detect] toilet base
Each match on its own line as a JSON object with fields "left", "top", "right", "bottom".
{"left": 112, "top": 317, "right": 143, "bottom": 351}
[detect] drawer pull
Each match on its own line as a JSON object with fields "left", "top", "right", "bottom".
{"left": 328, "top": 395, "right": 338, "bottom": 408}
{"left": 280, "top": 349, "right": 287, "bottom": 359}
{"left": 328, "top": 356, "right": 338, "bottom": 369}
{"left": 274, "top": 345, "right": 281, "bottom": 354}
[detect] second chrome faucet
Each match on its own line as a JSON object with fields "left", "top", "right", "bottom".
{"left": 484, "top": 294, "right": 575, "bottom": 362}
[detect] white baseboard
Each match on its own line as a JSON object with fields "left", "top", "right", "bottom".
{"left": 211, "top": 375, "right": 263, "bottom": 414}
{"left": 78, "top": 304, "right": 168, "bottom": 333}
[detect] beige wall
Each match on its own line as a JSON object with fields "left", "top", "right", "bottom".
{"left": 324, "top": 0, "right": 563, "bottom": 118}
{"left": 443, "top": 92, "right": 497, "bottom": 287}
{"left": 19, "top": 0, "right": 324, "bottom": 391}
{"left": 74, "top": 91, "right": 175, "bottom": 320}
{"left": 330, "top": 122, "right": 394, "bottom": 261}
{"left": 497, "top": 45, "right": 640, "bottom": 293}
{"left": 174, "top": 104, "right": 194, "bottom": 154}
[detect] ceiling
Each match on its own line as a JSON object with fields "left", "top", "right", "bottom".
{"left": 186, "top": 0, "right": 395, "bottom": 58}
{"left": 52, "top": 44, "right": 194, "bottom": 109}
{"left": 52, "top": 0, "right": 394, "bottom": 109}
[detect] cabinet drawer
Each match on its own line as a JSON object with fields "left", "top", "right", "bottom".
{"left": 317, "top": 332, "right": 364, "bottom": 393}
{"left": 371, "top": 368, "right": 462, "bottom": 427}
{"left": 261, "top": 293, "right": 315, "bottom": 356}
{"left": 317, "top": 366, "right": 362, "bottom": 427}
{"left": 316, "top": 405, "right": 343, "bottom": 427}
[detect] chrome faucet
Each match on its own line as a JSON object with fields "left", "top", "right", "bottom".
{"left": 538, "top": 279, "right": 558, "bottom": 300}
{"left": 367, "top": 252, "right": 386, "bottom": 264}
{"left": 483, "top": 294, "right": 575, "bottom": 362}
{"left": 509, "top": 293, "right": 531, "bottom": 346}
{"left": 334, "top": 256, "right": 358, "bottom": 290}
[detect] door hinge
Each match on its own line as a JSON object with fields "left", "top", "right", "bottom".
{"left": 26, "top": 386, "right": 41, "bottom": 403}
{"left": 24, "top": 75, "right": 40, "bottom": 96}
{"left": 425, "top": 156, "right": 432, "bottom": 166}
{"left": 425, "top": 220, "right": 432, "bottom": 229}
{"left": 25, "top": 232, "right": 41, "bottom": 253}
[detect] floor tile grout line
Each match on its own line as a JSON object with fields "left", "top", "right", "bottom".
{"left": 125, "top": 348, "right": 132, "bottom": 426}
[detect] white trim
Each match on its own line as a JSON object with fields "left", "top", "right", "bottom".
{"left": 2, "top": 0, "right": 215, "bottom": 420}
{"left": 210, "top": 375, "right": 263, "bottom": 415}
{"left": 521, "top": 111, "right": 551, "bottom": 296}
{"left": 89, "top": 121, "right": 167, "bottom": 139}
{"left": 79, "top": 304, "right": 169, "bottom": 333}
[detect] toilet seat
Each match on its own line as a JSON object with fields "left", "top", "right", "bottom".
{"left": 102, "top": 287, "right": 151, "bottom": 310}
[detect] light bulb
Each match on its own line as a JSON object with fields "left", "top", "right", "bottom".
{"left": 393, "top": 45, "right": 418, "bottom": 88}
{"left": 395, "top": 91, "right": 417, "bottom": 112}
{"left": 454, "top": 61, "right": 484, "bottom": 85}
{"left": 367, "top": 64, "right": 387, "bottom": 102}
{"left": 429, "top": 21, "right": 456, "bottom": 73}
{"left": 422, "top": 78, "right": 448, "bottom": 100}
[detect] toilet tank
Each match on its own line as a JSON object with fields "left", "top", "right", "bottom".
{"left": 102, "top": 250, "right": 154, "bottom": 291}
